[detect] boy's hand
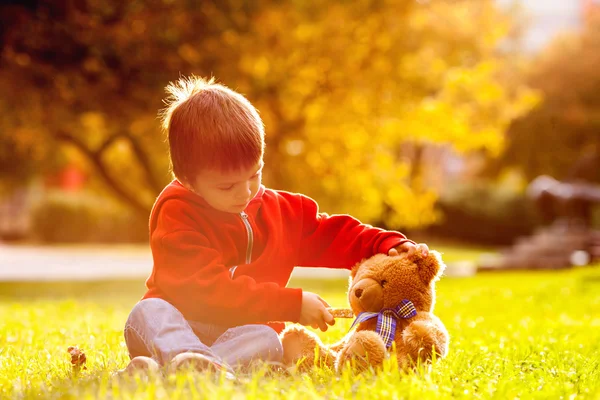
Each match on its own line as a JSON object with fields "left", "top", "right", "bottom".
{"left": 388, "top": 242, "right": 429, "bottom": 258}
{"left": 299, "top": 292, "right": 335, "bottom": 332}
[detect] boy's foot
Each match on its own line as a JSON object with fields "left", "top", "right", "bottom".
{"left": 243, "top": 360, "right": 292, "bottom": 378}
{"left": 115, "top": 356, "right": 161, "bottom": 377}
{"left": 169, "top": 352, "right": 237, "bottom": 381}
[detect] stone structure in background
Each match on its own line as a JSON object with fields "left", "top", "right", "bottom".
{"left": 479, "top": 175, "right": 600, "bottom": 271}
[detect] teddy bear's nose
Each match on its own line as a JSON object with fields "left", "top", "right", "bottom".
{"left": 354, "top": 288, "right": 363, "bottom": 298}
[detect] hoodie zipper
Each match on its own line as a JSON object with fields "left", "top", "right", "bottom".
{"left": 240, "top": 211, "right": 253, "bottom": 264}
{"left": 230, "top": 211, "right": 254, "bottom": 279}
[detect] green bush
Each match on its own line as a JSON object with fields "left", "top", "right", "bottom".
{"left": 31, "top": 191, "right": 147, "bottom": 243}
{"left": 425, "top": 182, "right": 541, "bottom": 246}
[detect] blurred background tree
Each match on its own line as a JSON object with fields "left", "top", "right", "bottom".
{"left": 0, "top": 0, "right": 537, "bottom": 241}
{"left": 0, "top": 76, "right": 49, "bottom": 192}
{"left": 490, "top": 12, "right": 600, "bottom": 183}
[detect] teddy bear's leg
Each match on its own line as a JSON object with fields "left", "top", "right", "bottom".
{"left": 335, "top": 330, "right": 387, "bottom": 373}
{"left": 396, "top": 317, "right": 449, "bottom": 370}
{"left": 280, "top": 325, "right": 336, "bottom": 372}
{"left": 328, "top": 337, "right": 348, "bottom": 353}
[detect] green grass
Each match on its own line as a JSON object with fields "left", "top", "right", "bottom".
{"left": 1, "top": 267, "right": 600, "bottom": 399}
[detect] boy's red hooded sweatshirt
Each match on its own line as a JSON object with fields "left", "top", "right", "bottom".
{"left": 143, "top": 180, "right": 413, "bottom": 333}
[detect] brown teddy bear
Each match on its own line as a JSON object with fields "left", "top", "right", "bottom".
{"left": 280, "top": 251, "right": 450, "bottom": 372}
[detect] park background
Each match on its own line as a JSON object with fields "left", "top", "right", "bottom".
{"left": 1, "top": 0, "right": 600, "bottom": 399}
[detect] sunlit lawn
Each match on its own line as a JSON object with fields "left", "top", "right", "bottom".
{"left": 1, "top": 266, "right": 600, "bottom": 399}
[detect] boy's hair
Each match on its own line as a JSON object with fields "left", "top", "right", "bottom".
{"left": 160, "top": 76, "right": 265, "bottom": 184}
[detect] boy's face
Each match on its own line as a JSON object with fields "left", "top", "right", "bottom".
{"left": 192, "top": 160, "right": 263, "bottom": 214}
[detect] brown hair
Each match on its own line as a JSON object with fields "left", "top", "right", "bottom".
{"left": 160, "top": 76, "right": 265, "bottom": 184}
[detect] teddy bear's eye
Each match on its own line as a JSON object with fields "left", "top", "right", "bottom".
{"left": 381, "top": 280, "right": 388, "bottom": 287}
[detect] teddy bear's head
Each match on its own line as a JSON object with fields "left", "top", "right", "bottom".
{"left": 348, "top": 251, "right": 446, "bottom": 315}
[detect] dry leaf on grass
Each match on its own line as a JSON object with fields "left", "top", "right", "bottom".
{"left": 67, "top": 346, "right": 87, "bottom": 372}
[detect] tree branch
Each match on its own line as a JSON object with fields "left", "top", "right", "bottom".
{"left": 97, "top": 133, "right": 124, "bottom": 154}
{"left": 54, "top": 131, "right": 151, "bottom": 216}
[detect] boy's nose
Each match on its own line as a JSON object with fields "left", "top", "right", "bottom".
{"left": 235, "top": 183, "right": 252, "bottom": 202}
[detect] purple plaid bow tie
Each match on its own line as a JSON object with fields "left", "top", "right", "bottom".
{"left": 348, "top": 299, "right": 417, "bottom": 348}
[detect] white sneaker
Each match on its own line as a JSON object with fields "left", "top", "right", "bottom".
{"left": 169, "top": 352, "right": 237, "bottom": 381}
{"left": 115, "top": 356, "right": 161, "bottom": 377}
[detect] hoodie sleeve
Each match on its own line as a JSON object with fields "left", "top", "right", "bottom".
{"left": 296, "top": 194, "right": 414, "bottom": 269}
{"left": 147, "top": 202, "right": 302, "bottom": 326}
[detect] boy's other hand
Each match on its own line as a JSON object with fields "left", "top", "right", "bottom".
{"left": 388, "top": 242, "right": 429, "bottom": 258}
{"left": 299, "top": 292, "right": 335, "bottom": 332}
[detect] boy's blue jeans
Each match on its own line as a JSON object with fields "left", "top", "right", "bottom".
{"left": 124, "top": 298, "right": 284, "bottom": 369}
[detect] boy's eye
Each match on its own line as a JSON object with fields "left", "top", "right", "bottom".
{"left": 219, "top": 185, "right": 234, "bottom": 191}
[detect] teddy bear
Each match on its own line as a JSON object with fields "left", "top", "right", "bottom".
{"left": 280, "top": 251, "right": 450, "bottom": 372}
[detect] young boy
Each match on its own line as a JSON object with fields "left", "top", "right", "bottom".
{"left": 121, "top": 76, "right": 428, "bottom": 377}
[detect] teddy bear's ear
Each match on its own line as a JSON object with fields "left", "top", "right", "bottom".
{"left": 417, "top": 250, "right": 446, "bottom": 284}
{"left": 350, "top": 263, "right": 360, "bottom": 279}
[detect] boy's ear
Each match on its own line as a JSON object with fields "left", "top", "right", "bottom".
{"left": 418, "top": 251, "right": 446, "bottom": 284}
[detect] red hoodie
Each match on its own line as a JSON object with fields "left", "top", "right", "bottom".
{"left": 143, "top": 180, "right": 413, "bottom": 332}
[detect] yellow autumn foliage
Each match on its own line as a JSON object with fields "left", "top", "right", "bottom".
{"left": 0, "top": 0, "right": 538, "bottom": 227}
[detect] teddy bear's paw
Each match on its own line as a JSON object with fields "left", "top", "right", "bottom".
{"left": 280, "top": 325, "right": 334, "bottom": 371}
{"left": 400, "top": 319, "right": 449, "bottom": 366}
{"left": 335, "top": 330, "right": 386, "bottom": 373}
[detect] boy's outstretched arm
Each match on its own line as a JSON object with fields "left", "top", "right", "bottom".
{"left": 295, "top": 195, "right": 422, "bottom": 268}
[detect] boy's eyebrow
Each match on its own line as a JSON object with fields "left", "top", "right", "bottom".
{"left": 218, "top": 162, "right": 264, "bottom": 185}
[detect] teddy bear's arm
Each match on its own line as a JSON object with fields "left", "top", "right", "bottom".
{"left": 394, "top": 311, "right": 450, "bottom": 369}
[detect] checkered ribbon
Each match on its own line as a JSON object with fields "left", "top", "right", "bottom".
{"left": 348, "top": 299, "right": 417, "bottom": 348}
